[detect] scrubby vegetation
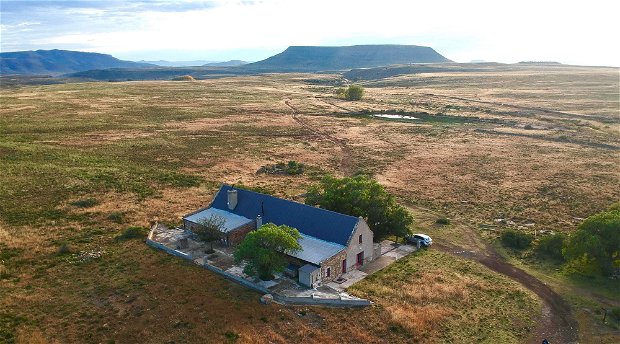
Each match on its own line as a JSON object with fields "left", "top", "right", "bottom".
{"left": 533, "top": 234, "right": 566, "bottom": 261}
{"left": 436, "top": 217, "right": 450, "bottom": 225}
{"left": 256, "top": 160, "right": 305, "bottom": 175}
{"left": 500, "top": 229, "right": 533, "bottom": 250}
{"left": 335, "top": 84, "right": 364, "bottom": 100}
{"left": 115, "top": 226, "right": 148, "bottom": 241}
{"left": 563, "top": 207, "right": 620, "bottom": 276}
{"left": 350, "top": 249, "right": 540, "bottom": 343}
{"left": 0, "top": 67, "right": 618, "bottom": 343}
{"left": 70, "top": 198, "right": 98, "bottom": 208}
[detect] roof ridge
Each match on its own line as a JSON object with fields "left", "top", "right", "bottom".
{"left": 221, "top": 184, "right": 359, "bottom": 220}
{"left": 298, "top": 233, "right": 346, "bottom": 248}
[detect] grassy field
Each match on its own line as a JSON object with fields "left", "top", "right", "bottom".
{"left": 1, "top": 65, "right": 619, "bottom": 343}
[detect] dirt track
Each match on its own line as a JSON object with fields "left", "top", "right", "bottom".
{"left": 436, "top": 240, "right": 579, "bottom": 343}
{"left": 284, "top": 99, "right": 354, "bottom": 175}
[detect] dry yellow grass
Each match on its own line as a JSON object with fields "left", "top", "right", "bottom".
{"left": 1, "top": 65, "right": 618, "bottom": 343}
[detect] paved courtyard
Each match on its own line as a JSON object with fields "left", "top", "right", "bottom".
{"left": 150, "top": 224, "right": 417, "bottom": 299}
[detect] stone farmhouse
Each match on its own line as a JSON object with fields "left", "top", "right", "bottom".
{"left": 182, "top": 184, "right": 378, "bottom": 287}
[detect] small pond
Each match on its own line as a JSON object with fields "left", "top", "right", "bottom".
{"left": 372, "top": 114, "right": 419, "bottom": 120}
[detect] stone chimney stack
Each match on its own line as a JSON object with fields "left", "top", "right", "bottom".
{"left": 256, "top": 215, "right": 262, "bottom": 229}
{"left": 227, "top": 189, "right": 238, "bottom": 210}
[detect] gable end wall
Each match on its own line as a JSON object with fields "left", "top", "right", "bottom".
{"left": 345, "top": 218, "right": 374, "bottom": 271}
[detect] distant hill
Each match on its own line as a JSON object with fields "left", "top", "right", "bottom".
{"left": 67, "top": 66, "right": 246, "bottom": 81}
{"left": 0, "top": 49, "right": 154, "bottom": 75}
{"left": 243, "top": 45, "right": 451, "bottom": 72}
{"left": 140, "top": 60, "right": 216, "bottom": 67}
{"left": 203, "top": 60, "right": 248, "bottom": 67}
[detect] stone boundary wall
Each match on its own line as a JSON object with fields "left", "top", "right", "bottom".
{"left": 146, "top": 230, "right": 192, "bottom": 260}
{"left": 146, "top": 226, "right": 371, "bottom": 308}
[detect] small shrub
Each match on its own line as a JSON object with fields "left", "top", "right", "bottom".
{"left": 107, "top": 212, "right": 124, "bottom": 224}
{"left": 500, "top": 229, "right": 533, "bottom": 250}
{"left": 285, "top": 160, "right": 304, "bottom": 175}
{"left": 256, "top": 160, "right": 305, "bottom": 175}
{"left": 70, "top": 198, "right": 98, "bottom": 208}
{"left": 57, "top": 243, "right": 71, "bottom": 255}
{"left": 436, "top": 217, "right": 450, "bottom": 225}
{"left": 610, "top": 307, "right": 620, "bottom": 322}
{"left": 534, "top": 233, "right": 566, "bottom": 261}
{"left": 224, "top": 331, "right": 239, "bottom": 342}
{"left": 116, "top": 226, "right": 147, "bottom": 241}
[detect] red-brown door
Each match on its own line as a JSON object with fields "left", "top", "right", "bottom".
{"left": 342, "top": 259, "right": 347, "bottom": 273}
{"left": 357, "top": 251, "right": 364, "bottom": 266}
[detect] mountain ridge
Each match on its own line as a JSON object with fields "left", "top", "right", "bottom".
{"left": 243, "top": 44, "right": 451, "bottom": 72}
{"left": 0, "top": 49, "right": 154, "bottom": 75}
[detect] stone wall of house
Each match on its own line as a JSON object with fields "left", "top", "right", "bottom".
{"left": 345, "top": 218, "right": 375, "bottom": 272}
{"left": 320, "top": 250, "right": 347, "bottom": 283}
{"left": 227, "top": 221, "right": 256, "bottom": 245}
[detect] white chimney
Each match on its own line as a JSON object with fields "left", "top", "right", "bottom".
{"left": 256, "top": 215, "right": 262, "bottom": 229}
{"left": 227, "top": 189, "right": 238, "bottom": 210}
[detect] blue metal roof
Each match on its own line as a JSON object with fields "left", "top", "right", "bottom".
{"left": 209, "top": 184, "right": 359, "bottom": 246}
{"left": 289, "top": 234, "right": 346, "bottom": 265}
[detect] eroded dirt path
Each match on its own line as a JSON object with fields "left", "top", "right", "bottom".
{"left": 435, "top": 239, "right": 579, "bottom": 343}
{"left": 284, "top": 99, "right": 354, "bottom": 175}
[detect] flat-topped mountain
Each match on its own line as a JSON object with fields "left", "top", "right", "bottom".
{"left": 243, "top": 44, "right": 451, "bottom": 72}
{"left": 0, "top": 49, "right": 154, "bottom": 75}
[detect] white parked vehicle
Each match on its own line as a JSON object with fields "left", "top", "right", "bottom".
{"left": 406, "top": 233, "right": 432, "bottom": 247}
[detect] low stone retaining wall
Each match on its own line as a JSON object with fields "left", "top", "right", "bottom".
{"left": 274, "top": 294, "right": 371, "bottom": 307}
{"left": 146, "top": 235, "right": 191, "bottom": 260}
{"left": 202, "top": 261, "right": 270, "bottom": 295}
{"left": 146, "top": 226, "right": 371, "bottom": 307}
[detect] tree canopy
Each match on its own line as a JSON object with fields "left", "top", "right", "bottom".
{"left": 563, "top": 208, "right": 620, "bottom": 276}
{"left": 234, "top": 223, "right": 302, "bottom": 280}
{"left": 305, "top": 175, "right": 413, "bottom": 241}
{"left": 336, "top": 85, "right": 364, "bottom": 101}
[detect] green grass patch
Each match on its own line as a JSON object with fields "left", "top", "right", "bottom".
{"left": 70, "top": 198, "right": 99, "bottom": 208}
{"left": 115, "top": 226, "right": 148, "bottom": 241}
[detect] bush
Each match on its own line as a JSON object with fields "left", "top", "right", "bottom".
{"left": 344, "top": 85, "right": 364, "bottom": 101}
{"left": 107, "top": 212, "right": 124, "bottom": 224}
{"left": 534, "top": 233, "right": 566, "bottom": 261}
{"left": 611, "top": 307, "right": 620, "bottom": 322}
{"left": 564, "top": 209, "right": 620, "bottom": 276}
{"left": 256, "top": 160, "right": 305, "bottom": 175}
{"left": 57, "top": 243, "right": 71, "bottom": 255}
{"left": 436, "top": 217, "right": 450, "bottom": 225}
{"left": 500, "top": 229, "right": 533, "bottom": 249}
{"left": 70, "top": 198, "right": 98, "bottom": 208}
{"left": 116, "top": 226, "right": 147, "bottom": 241}
{"left": 224, "top": 331, "right": 239, "bottom": 342}
{"left": 336, "top": 85, "right": 364, "bottom": 101}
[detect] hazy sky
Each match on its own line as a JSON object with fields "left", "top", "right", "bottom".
{"left": 1, "top": 0, "right": 619, "bottom": 65}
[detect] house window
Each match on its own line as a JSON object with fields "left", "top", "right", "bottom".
{"left": 359, "top": 234, "right": 363, "bottom": 244}
{"left": 326, "top": 267, "right": 331, "bottom": 277}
